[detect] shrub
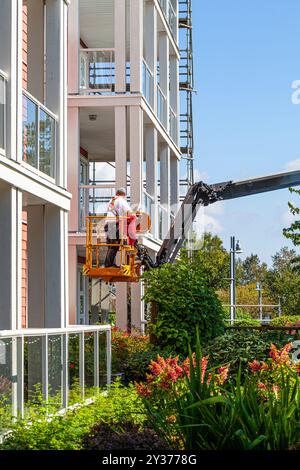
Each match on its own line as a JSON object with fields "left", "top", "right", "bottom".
{"left": 111, "top": 328, "right": 173, "bottom": 382}
{"left": 270, "top": 315, "right": 300, "bottom": 327}
{"left": 203, "top": 329, "right": 296, "bottom": 377}
{"left": 82, "top": 421, "right": 169, "bottom": 450}
{"left": 143, "top": 256, "right": 225, "bottom": 354}
{"left": 1, "top": 381, "right": 145, "bottom": 450}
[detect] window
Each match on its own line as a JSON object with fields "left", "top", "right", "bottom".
{"left": 22, "top": 92, "right": 56, "bottom": 178}
{"left": 0, "top": 75, "right": 5, "bottom": 152}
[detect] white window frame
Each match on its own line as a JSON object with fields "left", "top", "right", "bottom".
{"left": 0, "top": 70, "right": 7, "bottom": 157}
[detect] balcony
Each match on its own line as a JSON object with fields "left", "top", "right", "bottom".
{"left": 80, "top": 49, "right": 115, "bottom": 94}
{"left": 0, "top": 70, "right": 6, "bottom": 154}
{"left": 0, "top": 325, "right": 111, "bottom": 428}
{"left": 22, "top": 91, "right": 56, "bottom": 180}
{"left": 159, "top": 0, "right": 177, "bottom": 39}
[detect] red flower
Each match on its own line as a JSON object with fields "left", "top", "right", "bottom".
{"left": 249, "top": 360, "right": 261, "bottom": 373}
{"left": 135, "top": 383, "right": 152, "bottom": 397}
{"left": 258, "top": 382, "right": 267, "bottom": 390}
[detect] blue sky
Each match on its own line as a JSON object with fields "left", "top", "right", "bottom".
{"left": 191, "top": 0, "right": 300, "bottom": 264}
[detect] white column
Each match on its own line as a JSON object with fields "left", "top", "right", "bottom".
{"left": 67, "top": 0, "right": 79, "bottom": 95}
{"left": 130, "top": 106, "right": 143, "bottom": 208}
{"left": 67, "top": 107, "right": 80, "bottom": 232}
{"left": 115, "top": 106, "right": 127, "bottom": 190}
{"left": 160, "top": 144, "right": 170, "bottom": 237}
{"left": 45, "top": 0, "right": 68, "bottom": 188}
{"left": 27, "top": 206, "right": 45, "bottom": 328}
{"left": 130, "top": 0, "right": 143, "bottom": 93}
{"left": 116, "top": 284, "right": 128, "bottom": 330}
{"left": 114, "top": 0, "right": 126, "bottom": 93}
{"left": 145, "top": 125, "right": 158, "bottom": 238}
{"left": 158, "top": 33, "right": 169, "bottom": 130}
{"left": 44, "top": 206, "right": 68, "bottom": 328}
{"left": 131, "top": 283, "right": 143, "bottom": 333}
{"left": 0, "top": 186, "right": 22, "bottom": 330}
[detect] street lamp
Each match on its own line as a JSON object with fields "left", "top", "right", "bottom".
{"left": 230, "top": 236, "right": 243, "bottom": 325}
{"left": 255, "top": 282, "right": 263, "bottom": 322}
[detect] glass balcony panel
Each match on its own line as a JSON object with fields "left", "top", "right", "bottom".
{"left": 39, "top": 109, "right": 55, "bottom": 178}
{"left": 0, "top": 75, "right": 5, "bottom": 151}
{"left": 48, "top": 335, "right": 62, "bottom": 409}
{"left": 99, "top": 332, "right": 107, "bottom": 386}
{"left": 84, "top": 332, "right": 95, "bottom": 391}
{"left": 79, "top": 186, "right": 117, "bottom": 231}
{"left": 169, "top": 106, "right": 177, "bottom": 143}
{"left": 22, "top": 94, "right": 38, "bottom": 169}
{"left": 0, "top": 338, "right": 13, "bottom": 432}
{"left": 68, "top": 333, "right": 80, "bottom": 402}
{"left": 24, "top": 336, "right": 43, "bottom": 415}
{"left": 142, "top": 60, "right": 154, "bottom": 108}
{"left": 157, "top": 84, "right": 167, "bottom": 128}
{"left": 80, "top": 50, "right": 115, "bottom": 94}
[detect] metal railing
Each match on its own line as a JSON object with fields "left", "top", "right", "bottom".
{"left": 142, "top": 59, "right": 154, "bottom": 109}
{"left": 22, "top": 90, "right": 56, "bottom": 179}
{"left": 0, "top": 325, "right": 111, "bottom": 428}
{"left": 0, "top": 70, "right": 7, "bottom": 154}
{"left": 79, "top": 184, "right": 120, "bottom": 231}
{"left": 157, "top": 84, "right": 167, "bottom": 128}
{"left": 80, "top": 49, "right": 115, "bottom": 94}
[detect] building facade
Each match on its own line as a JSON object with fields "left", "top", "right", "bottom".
{"left": 67, "top": 0, "right": 181, "bottom": 331}
{"left": 0, "top": 0, "right": 70, "bottom": 332}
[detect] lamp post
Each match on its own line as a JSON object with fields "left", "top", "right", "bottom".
{"left": 256, "top": 282, "right": 263, "bottom": 322}
{"left": 230, "top": 236, "right": 242, "bottom": 325}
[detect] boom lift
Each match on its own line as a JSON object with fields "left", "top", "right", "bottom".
{"left": 83, "top": 169, "right": 300, "bottom": 282}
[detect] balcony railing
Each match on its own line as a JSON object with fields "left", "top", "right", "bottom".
{"left": 158, "top": 0, "right": 177, "bottom": 39}
{"left": 0, "top": 70, "right": 6, "bottom": 154}
{"left": 142, "top": 59, "right": 154, "bottom": 109}
{"left": 79, "top": 184, "right": 131, "bottom": 231}
{"left": 22, "top": 90, "right": 56, "bottom": 179}
{"left": 158, "top": 204, "right": 169, "bottom": 240}
{"left": 169, "top": 105, "right": 178, "bottom": 144}
{"left": 157, "top": 84, "right": 167, "bottom": 128}
{"left": 0, "top": 325, "right": 111, "bottom": 429}
{"left": 80, "top": 49, "right": 115, "bottom": 94}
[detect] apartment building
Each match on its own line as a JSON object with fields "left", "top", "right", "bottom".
{"left": 0, "top": 0, "right": 111, "bottom": 420}
{"left": 68, "top": 0, "right": 181, "bottom": 331}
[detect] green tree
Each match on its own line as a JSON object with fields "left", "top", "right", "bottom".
{"left": 265, "top": 247, "right": 300, "bottom": 315}
{"left": 236, "top": 254, "right": 268, "bottom": 285}
{"left": 283, "top": 187, "right": 300, "bottom": 272}
{"left": 143, "top": 254, "right": 225, "bottom": 354}
{"left": 183, "top": 232, "right": 230, "bottom": 289}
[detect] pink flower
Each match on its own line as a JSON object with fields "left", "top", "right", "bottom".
{"left": 249, "top": 360, "right": 261, "bottom": 373}
{"left": 258, "top": 382, "right": 267, "bottom": 390}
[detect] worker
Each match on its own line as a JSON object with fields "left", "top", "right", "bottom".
{"left": 104, "top": 187, "right": 137, "bottom": 268}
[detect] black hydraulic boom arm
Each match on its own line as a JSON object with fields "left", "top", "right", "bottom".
{"left": 149, "top": 169, "right": 300, "bottom": 267}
